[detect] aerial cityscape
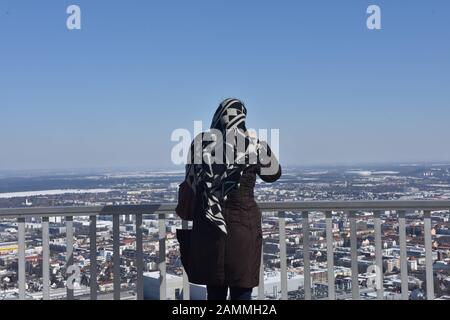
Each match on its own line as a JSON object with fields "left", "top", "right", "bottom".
{"left": 0, "top": 164, "right": 449, "bottom": 300}
{"left": 1, "top": 2, "right": 449, "bottom": 316}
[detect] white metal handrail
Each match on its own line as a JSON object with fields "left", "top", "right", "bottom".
{"left": 1, "top": 200, "right": 449, "bottom": 301}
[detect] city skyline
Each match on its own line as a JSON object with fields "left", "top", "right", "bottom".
{"left": 1, "top": 164, "right": 449, "bottom": 300}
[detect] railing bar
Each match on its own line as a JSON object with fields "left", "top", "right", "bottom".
{"left": 302, "top": 211, "right": 311, "bottom": 300}
{"left": 66, "top": 216, "right": 74, "bottom": 300}
{"left": 398, "top": 210, "right": 408, "bottom": 300}
{"left": 159, "top": 213, "right": 167, "bottom": 300}
{"left": 42, "top": 217, "right": 50, "bottom": 300}
{"left": 278, "top": 211, "right": 288, "bottom": 300}
{"left": 180, "top": 219, "right": 190, "bottom": 300}
{"left": 113, "top": 214, "right": 121, "bottom": 300}
{"left": 18, "top": 217, "right": 26, "bottom": 300}
{"left": 424, "top": 210, "right": 435, "bottom": 300}
{"left": 325, "top": 211, "right": 335, "bottom": 300}
{"left": 136, "top": 214, "right": 144, "bottom": 300}
{"left": 374, "top": 211, "right": 384, "bottom": 300}
{"left": 136, "top": 213, "right": 144, "bottom": 300}
{"left": 349, "top": 211, "right": 359, "bottom": 300}
{"left": 2, "top": 201, "right": 450, "bottom": 218}
{"left": 258, "top": 213, "right": 265, "bottom": 300}
{"left": 89, "top": 215, "right": 97, "bottom": 300}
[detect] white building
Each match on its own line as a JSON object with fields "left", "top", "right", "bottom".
{"left": 144, "top": 270, "right": 305, "bottom": 300}
{"left": 144, "top": 272, "right": 207, "bottom": 300}
{"left": 251, "top": 271, "right": 304, "bottom": 299}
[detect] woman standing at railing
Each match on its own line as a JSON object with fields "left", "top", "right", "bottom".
{"left": 176, "top": 98, "right": 281, "bottom": 300}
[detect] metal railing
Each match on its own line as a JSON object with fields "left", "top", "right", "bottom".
{"left": 1, "top": 200, "right": 449, "bottom": 300}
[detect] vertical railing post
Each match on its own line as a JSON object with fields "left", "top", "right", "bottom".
{"left": 349, "top": 210, "right": 360, "bottom": 300}
{"left": 258, "top": 212, "right": 265, "bottom": 300}
{"left": 278, "top": 211, "right": 288, "bottom": 300}
{"left": 302, "top": 211, "right": 311, "bottom": 300}
{"left": 423, "top": 210, "right": 435, "bottom": 300}
{"left": 158, "top": 213, "right": 167, "bottom": 300}
{"left": 42, "top": 217, "right": 50, "bottom": 300}
{"left": 18, "top": 217, "right": 26, "bottom": 300}
{"left": 325, "top": 211, "right": 335, "bottom": 300}
{"left": 66, "top": 216, "right": 74, "bottom": 300}
{"left": 398, "top": 210, "right": 408, "bottom": 300}
{"left": 181, "top": 219, "right": 190, "bottom": 300}
{"left": 89, "top": 215, "right": 97, "bottom": 300}
{"left": 136, "top": 213, "right": 144, "bottom": 300}
{"left": 113, "top": 214, "right": 121, "bottom": 300}
{"left": 374, "top": 211, "right": 384, "bottom": 300}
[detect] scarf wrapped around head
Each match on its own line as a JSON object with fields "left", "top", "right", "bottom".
{"left": 185, "top": 98, "right": 266, "bottom": 234}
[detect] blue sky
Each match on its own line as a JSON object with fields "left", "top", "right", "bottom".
{"left": 1, "top": 0, "right": 449, "bottom": 171}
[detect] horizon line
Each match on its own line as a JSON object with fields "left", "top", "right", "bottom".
{"left": 1, "top": 160, "right": 450, "bottom": 176}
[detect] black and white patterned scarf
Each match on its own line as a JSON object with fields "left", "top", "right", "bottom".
{"left": 185, "top": 98, "right": 265, "bottom": 235}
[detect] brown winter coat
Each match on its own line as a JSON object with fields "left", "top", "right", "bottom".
{"left": 177, "top": 163, "right": 281, "bottom": 289}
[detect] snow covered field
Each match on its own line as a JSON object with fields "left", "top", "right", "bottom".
{"left": 0, "top": 189, "right": 113, "bottom": 199}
